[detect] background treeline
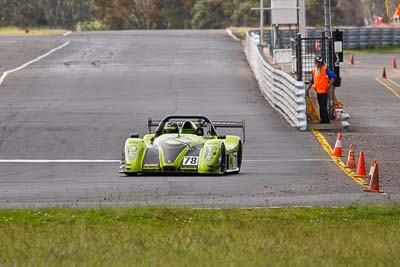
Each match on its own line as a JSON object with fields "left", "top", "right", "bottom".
{"left": 0, "top": 0, "right": 395, "bottom": 30}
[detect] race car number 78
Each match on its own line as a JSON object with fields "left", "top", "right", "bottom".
{"left": 183, "top": 156, "right": 199, "bottom": 165}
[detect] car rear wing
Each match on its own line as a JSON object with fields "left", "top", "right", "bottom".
{"left": 148, "top": 118, "right": 162, "bottom": 134}
{"left": 213, "top": 120, "right": 246, "bottom": 143}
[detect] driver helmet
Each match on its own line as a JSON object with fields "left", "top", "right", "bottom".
{"left": 164, "top": 121, "right": 179, "bottom": 134}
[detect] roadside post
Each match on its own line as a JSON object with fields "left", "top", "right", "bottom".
{"left": 251, "top": 0, "right": 268, "bottom": 47}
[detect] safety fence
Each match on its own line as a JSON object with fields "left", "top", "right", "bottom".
{"left": 245, "top": 32, "right": 307, "bottom": 131}
{"left": 262, "top": 27, "right": 400, "bottom": 49}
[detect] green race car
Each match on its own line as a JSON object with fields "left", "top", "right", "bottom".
{"left": 119, "top": 115, "right": 245, "bottom": 175}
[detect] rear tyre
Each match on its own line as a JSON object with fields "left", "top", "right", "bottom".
{"left": 233, "top": 142, "right": 243, "bottom": 173}
{"left": 220, "top": 143, "right": 226, "bottom": 174}
{"left": 234, "top": 141, "right": 243, "bottom": 174}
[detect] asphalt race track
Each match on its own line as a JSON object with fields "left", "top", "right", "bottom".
{"left": 0, "top": 30, "right": 397, "bottom": 208}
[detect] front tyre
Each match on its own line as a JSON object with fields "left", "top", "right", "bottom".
{"left": 121, "top": 152, "right": 138, "bottom": 176}
{"left": 124, "top": 172, "right": 138, "bottom": 177}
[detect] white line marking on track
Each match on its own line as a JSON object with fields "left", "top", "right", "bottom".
{"left": 244, "top": 159, "right": 333, "bottom": 162}
{"left": 375, "top": 77, "right": 400, "bottom": 97}
{"left": 63, "top": 31, "right": 72, "bottom": 37}
{"left": 0, "top": 41, "right": 71, "bottom": 86}
{"left": 225, "top": 28, "right": 240, "bottom": 42}
{"left": 0, "top": 159, "right": 331, "bottom": 164}
{"left": 0, "top": 160, "right": 119, "bottom": 163}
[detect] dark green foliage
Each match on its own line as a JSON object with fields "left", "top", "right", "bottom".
{"left": 0, "top": 0, "right": 95, "bottom": 30}
{"left": 0, "top": 0, "right": 395, "bottom": 30}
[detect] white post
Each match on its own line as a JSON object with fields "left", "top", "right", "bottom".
{"left": 299, "top": 0, "right": 306, "bottom": 37}
{"left": 324, "top": 0, "right": 331, "bottom": 37}
{"left": 260, "top": 0, "right": 264, "bottom": 46}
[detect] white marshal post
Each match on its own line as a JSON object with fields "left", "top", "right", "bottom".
{"left": 251, "top": 0, "right": 268, "bottom": 46}
{"left": 324, "top": 0, "right": 331, "bottom": 37}
{"left": 252, "top": 0, "right": 300, "bottom": 47}
{"left": 299, "top": 0, "right": 306, "bottom": 37}
{"left": 271, "top": 0, "right": 298, "bottom": 49}
{"left": 260, "top": 0, "right": 264, "bottom": 46}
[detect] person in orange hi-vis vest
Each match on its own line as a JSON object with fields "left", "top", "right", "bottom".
{"left": 394, "top": 4, "right": 400, "bottom": 22}
{"left": 306, "top": 56, "right": 336, "bottom": 123}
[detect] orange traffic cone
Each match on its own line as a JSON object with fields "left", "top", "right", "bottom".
{"left": 349, "top": 54, "right": 354, "bottom": 65}
{"left": 392, "top": 56, "right": 397, "bottom": 69}
{"left": 382, "top": 67, "right": 387, "bottom": 78}
{"left": 345, "top": 144, "right": 356, "bottom": 168}
{"left": 332, "top": 133, "right": 343, "bottom": 157}
{"left": 355, "top": 151, "right": 368, "bottom": 178}
{"left": 364, "top": 161, "right": 382, "bottom": 193}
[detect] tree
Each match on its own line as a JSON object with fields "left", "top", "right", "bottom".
{"left": 333, "top": 0, "right": 364, "bottom": 26}
{"left": 230, "top": 0, "right": 259, "bottom": 27}
{"left": 191, "top": 0, "right": 235, "bottom": 29}
{"left": 40, "top": 0, "right": 94, "bottom": 29}
{"left": 0, "top": 0, "right": 396, "bottom": 30}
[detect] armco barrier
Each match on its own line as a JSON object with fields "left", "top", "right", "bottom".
{"left": 244, "top": 32, "right": 307, "bottom": 131}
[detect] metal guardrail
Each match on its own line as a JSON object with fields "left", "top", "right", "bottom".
{"left": 262, "top": 27, "right": 400, "bottom": 49}
{"left": 245, "top": 32, "right": 307, "bottom": 131}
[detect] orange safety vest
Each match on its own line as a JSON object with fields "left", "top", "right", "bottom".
{"left": 312, "top": 66, "right": 329, "bottom": 94}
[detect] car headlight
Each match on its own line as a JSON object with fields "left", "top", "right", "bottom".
{"left": 127, "top": 144, "right": 138, "bottom": 160}
{"left": 204, "top": 146, "right": 217, "bottom": 162}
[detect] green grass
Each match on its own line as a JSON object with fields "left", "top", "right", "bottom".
{"left": 345, "top": 46, "right": 400, "bottom": 54}
{"left": 0, "top": 27, "right": 66, "bottom": 36}
{"left": 0, "top": 206, "right": 399, "bottom": 266}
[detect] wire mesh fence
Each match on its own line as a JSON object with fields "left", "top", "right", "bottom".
{"left": 262, "top": 27, "right": 400, "bottom": 49}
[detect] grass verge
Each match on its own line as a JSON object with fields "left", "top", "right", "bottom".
{"left": 230, "top": 27, "right": 257, "bottom": 39}
{"left": 0, "top": 27, "right": 66, "bottom": 36}
{"left": 0, "top": 206, "right": 399, "bottom": 266}
{"left": 345, "top": 46, "right": 400, "bottom": 54}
